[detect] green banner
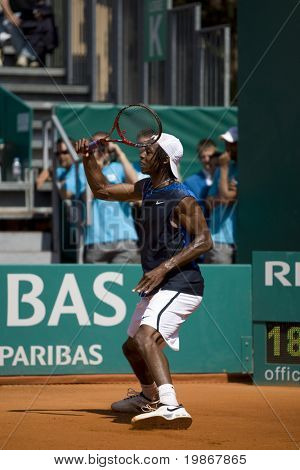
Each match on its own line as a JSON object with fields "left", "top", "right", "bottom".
{"left": 253, "top": 252, "right": 300, "bottom": 386}
{"left": 144, "top": 0, "right": 167, "bottom": 62}
{"left": 0, "top": 264, "right": 252, "bottom": 376}
{"left": 54, "top": 105, "right": 237, "bottom": 179}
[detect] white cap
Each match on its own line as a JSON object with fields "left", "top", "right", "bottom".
{"left": 156, "top": 133, "right": 183, "bottom": 179}
{"left": 220, "top": 126, "right": 238, "bottom": 143}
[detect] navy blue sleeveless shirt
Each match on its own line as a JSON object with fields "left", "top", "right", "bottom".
{"left": 139, "top": 178, "right": 204, "bottom": 296}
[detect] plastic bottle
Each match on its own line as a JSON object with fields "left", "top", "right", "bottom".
{"left": 12, "top": 157, "right": 22, "bottom": 182}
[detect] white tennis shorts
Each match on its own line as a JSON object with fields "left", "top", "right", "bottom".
{"left": 127, "top": 289, "right": 203, "bottom": 351}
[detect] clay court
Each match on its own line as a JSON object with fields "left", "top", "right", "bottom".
{"left": 0, "top": 375, "right": 299, "bottom": 450}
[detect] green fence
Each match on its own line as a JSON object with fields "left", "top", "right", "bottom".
{"left": 54, "top": 105, "right": 237, "bottom": 178}
{"left": 0, "top": 86, "right": 32, "bottom": 180}
{"left": 0, "top": 264, "right": 252, "bottom": 376}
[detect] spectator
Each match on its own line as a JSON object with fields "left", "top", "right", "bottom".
{"left": 0, "top": 0, "right": 57, "bottom": 67}
{"left": 36, "top": 138, "right": 83, "bottom": 199}
{"left": 204, "top": 127, "right": 238, "bottom": 264}
{"left": 21, "top": 0, "right": 58, "bottom": 65}
{"left": 0, "top": 0, "right": 38, "bottom": 66}
{"left": 81, "top": 133, "right": 140, "bottom": 264}
{"left": 0, "top": 6, "right": 11, "bottom": 66}
{"left": 183, "top": 138, "right": 220, "bottom": 220}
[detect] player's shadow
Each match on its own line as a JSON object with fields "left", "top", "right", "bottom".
{"left": 9, "top": 408, "right": 133, "bottom": 424}
{"left": 80, "top": 409, "right": 133, "bottom": 424}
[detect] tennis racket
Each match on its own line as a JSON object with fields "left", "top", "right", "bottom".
{"left": 88, "top": 103, "right": 162, "bottom": 151}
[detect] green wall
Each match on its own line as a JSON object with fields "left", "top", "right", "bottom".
{"left": 0, "top": 264, "right": 252, "bottom": 376}
{"left": 0, "top": 86, "right": 32, "bottom": 179}
{"left": 237, "top": 1, "right": 300, "bottom": 262}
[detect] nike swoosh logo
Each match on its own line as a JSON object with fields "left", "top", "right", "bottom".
{"left": 156, "top": 201, "right": 164, "bottom": 205}
{"left": 167, "top": 407, "right": 182, "bottom": 412}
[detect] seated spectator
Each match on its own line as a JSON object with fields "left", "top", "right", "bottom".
{"left": 0, "top": 0, "right": 57, "bottom": 67}
{"left": 80, "top": 133, "right": 140, "bottom": 264}
{"left": 1, "top": 0, "right": 38, "bottom": 66}
{"left": 183, "top": 138, "right": 220, "bottom": 220}
{"left": 21, "top": 0, "right": 58, "bottom": 65}
{"left": 204, "top": 127, "right": 238, "bottom": 264}
{"left": 0, "top": 10, "right": 11, "bottom": 66}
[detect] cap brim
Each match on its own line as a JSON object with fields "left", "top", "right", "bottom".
{"left": 220, "top": 132, "right": 233, "bottom": 143}
{"left": 170, "top": 159, "right": 179, "bottom": 179}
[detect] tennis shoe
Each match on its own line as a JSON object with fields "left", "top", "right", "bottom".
{"left": 131, "top": 402, "right": 192, "bottom": 429}
{"left": 111, "top": 388, "right": 159, "bottom": 414}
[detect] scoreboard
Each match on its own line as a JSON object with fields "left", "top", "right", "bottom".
{"left": 267, "top": 322, "right": 300, "bottom": 365}
{"left": 253, "top": 252, "right": 300, "bottom": 385}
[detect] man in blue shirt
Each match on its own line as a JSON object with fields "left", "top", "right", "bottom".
{"left": 36, "top": 138, "right": 83, "bottom": 198}
{"left": 204, "top": 127, "right": 238, "bottom": 264}
{"left": 80, "top": 134, "right": 140, "bottom": 264}
{"left": 183, "top": 138, "right": 219, "bottom": 220}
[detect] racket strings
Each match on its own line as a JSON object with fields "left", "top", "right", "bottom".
{"left": 117, "top": 106, "right": 161, "bottom": 146}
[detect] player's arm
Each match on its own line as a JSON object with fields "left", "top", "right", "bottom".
{"left": 75, "top": 138, "right": 143, "bottom": 202}
{"left": 133, "top": 197, "right": 212, "bottom": 295}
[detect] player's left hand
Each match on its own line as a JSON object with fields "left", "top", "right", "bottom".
{"left": 75, "top": 138, "right": 90, "bottom": 158}
{"left": 132, "top": 265, "right": 168, "bottom": 295}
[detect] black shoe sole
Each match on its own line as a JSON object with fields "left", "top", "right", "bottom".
{"left": 132, "top": 416, "right": 192, "bottom": 430}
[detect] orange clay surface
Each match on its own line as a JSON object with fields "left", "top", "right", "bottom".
{"left": 0, "top": 378, "right": 299, "bottom": 450}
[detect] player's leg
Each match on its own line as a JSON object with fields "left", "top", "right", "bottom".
{"left": 110, "top": 297, "right": 160, "bottom": 413}
{"left": 110, "top": 336, "right": 160, "bottom": 413}
{"left": 122, "top": 336, "right": 156, "bottom": 386}
{"left": 131, "top": 324, "right": 192, "bottom": 429}
{"left": 133, "top": 325, "right": 177, "bottom": 403}
{"left": 130, "top": 290, "right": 202, "bottom": 428}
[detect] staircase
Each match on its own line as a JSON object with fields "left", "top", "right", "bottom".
{"left": 0, "top": 231, "right": 53, "bottom": 264}
{"left": 0, "top": 65, "right": 90, "bottom": 263}
{"left": 0, "top": 65, "right": 90, "bottom": 168}
{"left": 0, "top": 65, "right": 90, "bottom": 212}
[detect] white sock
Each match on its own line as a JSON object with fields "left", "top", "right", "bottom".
{"left": 158, "top": 384, "right": 179, "bottom": 406}
{"left": 141, "top": 382, "right": 159, "bottom": 401}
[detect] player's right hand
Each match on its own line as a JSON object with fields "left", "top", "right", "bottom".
{"left": 75, "top": 139, "right": 90, "bottom": 158}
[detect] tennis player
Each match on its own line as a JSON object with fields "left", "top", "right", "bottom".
{"left": 75, "top": 133, "right": 212, "bottom": 429}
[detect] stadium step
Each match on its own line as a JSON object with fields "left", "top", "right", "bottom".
{"left": 1, "top": 82, "right": 90, "bottom": 102}
{"left": 0, "top": 67, "right": 90, "bottom": 221}
{"left": 0, "top": 179, "right": 52, "bottom": 219}
{"left": 0, "top": 231, "right": 53, "bottom": 264}
{"left": 0, "top": 66, "right": 66, "bottom": 84}
{"left": 0, "top": 231, "right": 51, "bottom": 252}
{"left": 0, "top": 251, "right": 53, "bottom": 264}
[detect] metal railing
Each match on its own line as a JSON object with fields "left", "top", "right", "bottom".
{"left": 116, "top": 1, "right": 230, "bottom": 106}
{"left": 40, "top": 1, "right": 231, "bottom": 105}
{"left": 43, "top": 115, "right": 92, "bottom": 263}
{"left": 165, "top": 3, "right": 202, "bottom": 105}
{"left": 196, "top": 25, "right": 231, "bottom": 106}
{"left": 49, "top": 0, "right": 113, "bottom": 99}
